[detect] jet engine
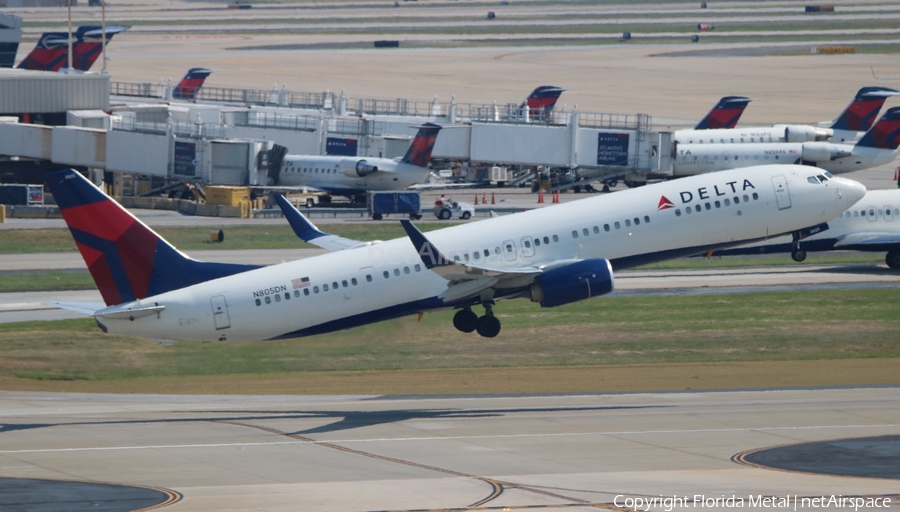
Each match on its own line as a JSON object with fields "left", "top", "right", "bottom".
{"left": 528, "top": 259, "right": 614, "bottom": 307}
{"left": 781, "top": 125, "right": 834, "bottom": 143}
{"left": 800, "top": 142, "right": 853, "bottom": 162}
{"left": 340, "top": 159, "right": 379, "bottom": 178}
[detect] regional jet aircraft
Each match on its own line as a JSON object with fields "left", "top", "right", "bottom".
{"left": 273, "top": 123, "right": 441, "bottom": 197}
{"left": 712, "top": 188, "right": 900, "bottom": 268}
{"left": 673, "top": 107, "right": 900, "bottom": 177}
{"left": 46, "top": 165, "right": 864, "bottom": 341}
{"left": 677, "top": 87, "right": 900, "bottom": 144}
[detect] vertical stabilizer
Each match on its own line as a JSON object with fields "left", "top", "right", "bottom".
{"left": 694, "top": 96, "right": 752, "bottom": 130}
{"left": 399, "top": 123, "right": 442, "bottom": 167}
{"left": 855, "top": 106, "right": 900, "bottom": 150}
{"left": 830, "top": 86, "right": 900, "bottom": 132}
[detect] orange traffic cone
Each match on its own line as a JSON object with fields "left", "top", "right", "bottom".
{"left": 552, "top": 191, "right": 560, "bottom": 203}
{"left": 474, "top": 193, "right": 479, "bottom": 204}
{"left": 538, "top": 190, "right": 545, "bottom": 203}
{"left": 895, "top": 168, "right": 898, "bottom": 181}
{"left": 491, "top": 192, "right": 496, "bottom": 204}
{"left": 482, "top": 192, "right": 487, "bottom": 204}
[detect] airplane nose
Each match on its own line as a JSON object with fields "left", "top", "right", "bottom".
{"left": 834, "top": 177, "right": 867, "bottom": 206}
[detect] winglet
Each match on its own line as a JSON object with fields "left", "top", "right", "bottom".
{"left": 273, "top": 193, "right": 328, "bottom": 242}
{"left": 400, "top": 220, "right": 453, "bottom": 269}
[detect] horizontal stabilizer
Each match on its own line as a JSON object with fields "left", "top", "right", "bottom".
{"left": 45, "top": 301, "right": 105, "bottom": 316}
{"left": 273, "top": 193, "right": 367, "bottom": 251}
{"left": 95, "top": 303, "right": 166, "bottom": 320}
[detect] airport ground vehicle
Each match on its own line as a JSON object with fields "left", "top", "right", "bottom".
{"left": 433, "top": 199, "right": 474, "bottom": 220}
{"left": 368, "top": 190, "right": 421, "bottom": 220}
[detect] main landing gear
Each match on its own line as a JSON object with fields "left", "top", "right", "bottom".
{"left": 791, "top": 233, "right": 807, "bottom": 262}
{"left": 886, "top": 250, "right": 900, "bottom": 269}
{"left": 453, "top": 304, "right": 501, "bottom": 338}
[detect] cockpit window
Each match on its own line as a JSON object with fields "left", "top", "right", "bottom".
{"left": 823, "top": 171, "right": 834, "bottom": 178}
{"left": 817, "top": 174, "right": 829, "bottom": 182}
{"left": 807, "top": 176, "right": 819, "bottom": 184}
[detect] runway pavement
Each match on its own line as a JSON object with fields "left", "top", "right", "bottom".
{"left": 0, "top": 388, "right": 897, "bottom": 511}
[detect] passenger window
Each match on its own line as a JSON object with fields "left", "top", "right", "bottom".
{"left": 724, "top": 199, "right": 730, "bottom": 206}
{"left": 524, "top": 240, "right": 531, "bottom": 248}
{"left": 686, "top": 207, "right": 692, "bottom": 215}
{"left": 463, "top": 254, "right": 469, "bottom": 261}
{"left": 265, "top": 296, "right": 271, "bottom": 304}
{"left": 714, "top": 201, "right": 721, "bottom": 208}
{"left": 415, "top": 264, "right": 421, "bottom": 271}
{"left": 543, "top": 236, "right": 550, "bottom": 244}
{"left": 534, "top": 239, "right": 540, "bottom": 247}
{"left": 634, "top": 217, "right": 640, "bottom": 225}
{"left": 484, "top": 249, "right": 490, "bottom": 257}
{"left": 675, "top": 209, "right": 681, "bottom": 216}
{"left": 614, "top": 221, "right": 621, "bottom": 229}
{"left": 734, "top": 196, "right": 740, "bottom": 204}
{"left": 494, "top": 247, "right": 501, "bottom": 254}
{"left": 752, "top": 192, "right": 759, "bottom": 200}
{"left": 304, "top": 288, "right": 310, "bottom": 296}
{"left": 255, "top": 299, "right": 261, "bottom": 306}
{"left": 453, "top": 255, "right": 460, "bottom": 262}
{"left": 383, "top": 271, "right": 389, "bottom": 278}
{"left": 644, "top": 216, "right": 650, "bottom": 223}
{"left": 475, "top": 250, "right": 482, "bottom": 258}
{"left": 593, "top": 226, "right": 600, "bottom": 234}
{"left": 394, "top": 269, "right": 400, "bottom": 276}
{"left": 351, "top": 278, "right": 358, "bottom": 285}
{"left": 284, "top": 293, "right": 290, "bottom": 300}
{"left": 294, "top": 290, "right": 300, "bottom": 298}
{"left": 743, "top": 194, "right": 750, "bottom": 202}
{"left": 583, "top": 228, "right": 589, "bottom": 236}
{"left": 404, "top": 267, "right": 410, "bottom": 274}
{"left": 366, "top": 274, "right": 373, "bottom": 282}
{"left": 552, "top": 235, "right": 559, "bottom": 242}
{"left": 572, "top": 230, "right": 579, "bottom": 238}
{"left": 853, "top": 211, "right": 859, "bottom": 217}
{"left": 506, "top": 244, "right": 513, "bottom": 253}
{"left": 332, "top": 282, "right": 338, "bottom": 289}
{"left": 323, "top": 284, "right": 329, "bottom": 291}
{"left": 313, "top": 286, "right": 320, "bottom": 293}
{"left": 342, "top": 280, "right": 349, "bottom": 287}
{"left": 695, "top": 205, "right": 702, "bottom": 213}
{"left": 705, "top": 203, "right": 711, "bottom": 210}
{"left": 604, "top": 224, "right": 610, "bottom": 231}
{"left": 625, "top": 219, "right": 631, "bottom": 227}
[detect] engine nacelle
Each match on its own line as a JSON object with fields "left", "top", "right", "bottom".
{"left": 528, "top": 259, "right": 614, "bottom": 308}
{"left": 801, "top": 142, "right": 853, "bottom": 162}
{"left": 340, "top": 159, "right": 379, "bottom": 178}
{"left": 782, "top": 125, "right": 833, "bottom": 143}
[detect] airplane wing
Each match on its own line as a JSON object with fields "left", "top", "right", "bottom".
{"left": 833, "top": 233, "right": 900, "bottom": 247}
{"left": 400, "top": 220, "right": 549, "bottom": 302}
{"left": 273, "top": 193, "right": 368, "bottom": 251}
{"left": 409, "top": 182, "right": 480, "bottom": 190}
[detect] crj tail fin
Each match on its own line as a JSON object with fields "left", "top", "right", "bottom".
{"left": 68, "top": 25, "right": 128, "bottom": 71}
{"left": 693, "top": 96, "right": 752, "bottom": 130}
{"left": 173, "top": 67, "right": 213, "bottom": 100}
{"left": 46, "top": 170, "right": 259, "bottom": 306}
{"left": 855, "top": 106, "right": 900, "bottom": 150}
{"left": 17, "top": 31, "right": 70, "bottom": 71}
{"left": 519, "top": 85, "right": 566, "bottom": 120}
{"left": 400, "top": 123, "right": 442, "bottom": 167}
{"left": 830, "top": 86, "right": 900, "bottom": 132}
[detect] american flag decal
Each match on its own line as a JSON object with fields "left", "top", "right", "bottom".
{"left": 292, "top": 277, "right": 310, "bottom": 289}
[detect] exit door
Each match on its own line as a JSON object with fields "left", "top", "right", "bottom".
{"left": 210, "top": 295, "right": 231, "bottom": 330}
{"left": 771, "top": 175, "right": 791, "bottom": 210}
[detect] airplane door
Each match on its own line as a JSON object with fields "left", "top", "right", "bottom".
{"left": 502, "top": 240, "right": 517, "bottom": 261}
{"left": 210, "top": 295, "right": 231, "bottom": 330}
{"left": 771, "top": 175, "right": 791, "bottom": 210}
{"left": 360, "top": 267, "right": 378, "bottom": 297}
{"left": 868, "top": 207, "right": 877, "bottom": 222}
{"left": 520, "top": 236, "right": 535, "bottom": 258}
{"left": 885, "top": 206, "right": 894, "bottom": 222}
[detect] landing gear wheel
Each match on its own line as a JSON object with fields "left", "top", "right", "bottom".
{"left": 452, "top": 309, "right": 478, "bottom": 333}
{"left": 886, "top": 250, "right": 900, "bottom": 269}
{"left": 475, "top": 315, "right": 501, "bottom": 338}
{"left": 791, "top": 249, "right": 807, "bottom": 262}
{"left": 461, "top": 211, "right": 471, "bottom": 220}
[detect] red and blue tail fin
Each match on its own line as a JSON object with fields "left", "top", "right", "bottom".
{"left": 17, "top": 31, "right": 70, "bottom": 71}
{"left": 519, "top": 85, "right": 566, "bottom": 120}
{"left": 173, "top": 67, "right": 213, "bottom": 100}
{"left": 400, "top": 123, "right": 442, "bottom": 167}
{"left": 68, "top": 25, "right": 128, "bottom": 71}
{"left": 830, "top": 86, "right": 900, "bottom": 132}
{"left": 855, "top": 106, "right": 900, "bottom": 150}
{"left": 46, "top": 170, "right": 259, "bottom": 307}
{"left": 693, "top": 96, "right": 752, "bottom": 130}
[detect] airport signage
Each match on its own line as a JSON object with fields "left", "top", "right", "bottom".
{"left": 326, "top": 137, "right": 358, "bottom": 156}
{"left": 174, "top": 141, "right": 197, "bottom": 177}
{"left": 597, "top": 132, "right": 629, "bottom": 166}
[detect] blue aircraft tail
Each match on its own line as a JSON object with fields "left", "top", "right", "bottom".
{"left": 830, "top": 86, "right": 900, "bottom": 132}
{"left": 399, "top": 123, "right": 442, "bottom": 167}
{"left": 855, "top": 106, "right": 900, "bottom": 150}
{"left": 694, "top": 96, "right": 752, "bottom": 130}
{"left": 173, "top": 67, "right": 213, "bottom": 100}
{"left": 45, "top": 169, "right": 259, "bottom": 306}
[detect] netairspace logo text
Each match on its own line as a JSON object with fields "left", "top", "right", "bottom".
{"left": 614, "top": 495, "right": 892, "bottom": 511}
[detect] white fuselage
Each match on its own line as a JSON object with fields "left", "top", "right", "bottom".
{"left": 98, "top": 165, "right": 864, "bottom": 342}
{"left": 277, "top": 155, "right": 429, "bottom": 196}
{"left": 720, "top": 189, "right": 900, "bottom": 253}
{"left": 675, "top": 125, "right": 832, "bottom": 145}
{"left": 673, "top": 142, "right": 897, "bottom": 177}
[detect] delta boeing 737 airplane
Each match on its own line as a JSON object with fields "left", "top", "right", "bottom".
{"left": 46, "top": 165, "right": 864, "bottom": 341}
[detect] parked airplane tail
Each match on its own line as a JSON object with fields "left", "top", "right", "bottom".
{"left": 399, "top": 123, "right": 442, "bottom": 167}
{"left": 830, "top": 86, "right": 900, "bottom": 132}
{"left": 693, "top": 96, "right": 752, "bottom": 130}
{"left": 855, "top": 106, "right": 900, "bottom": 150}
{"left": 17, "top": 31, "right": 70, "bottom": 71}
{"left": 68, "top": 25, "right": 128, "bottom": 71}
{"left": 519, "top": 85, "right": 566, "bottom": 120}
{"left": 172, "top": 67, "right": 213, "bottom": 100}
{"left": 46, "top": 169, "right": 260, "bottom": 307}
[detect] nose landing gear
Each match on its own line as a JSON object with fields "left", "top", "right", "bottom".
{"left": 452, "top": 304, "right": 501, "bottom": 338}
{"left": 791, "top": 233, "right": 807, "bottom": 262}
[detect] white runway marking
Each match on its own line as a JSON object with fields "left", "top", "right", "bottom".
{"left": 2, "top": 423, "right": 896, "bottom": 455}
